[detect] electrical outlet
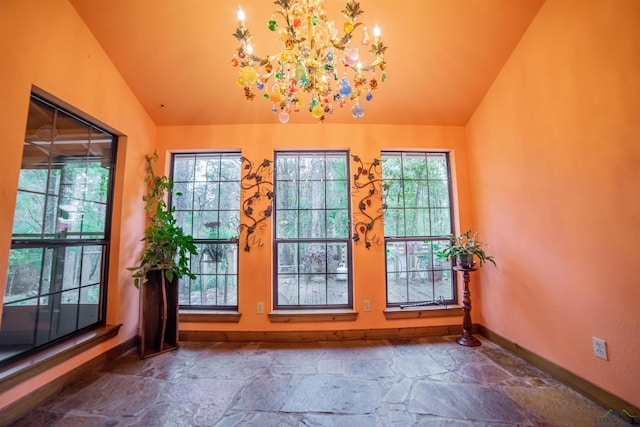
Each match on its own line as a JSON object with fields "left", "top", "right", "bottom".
{"left": 257, "top": 302, "right": 264, "bottom": 314}
{"left": 363, "top": 300, "right": 371, "bottom": 312}
{"left": 592, "top": 337, "right": 608, "bottom": 360}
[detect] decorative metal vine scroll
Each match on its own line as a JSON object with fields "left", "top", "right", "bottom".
{"left": 351, "top": 154, "right": 386, "bottom": 249}
{"left": 239, "top": 157, "right": 273, "bottom": 252}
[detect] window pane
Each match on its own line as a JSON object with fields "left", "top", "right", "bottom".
{"left": 221, "top": 157, "right": 241, "bottom": 181}
{"left": 299, "top": 181, "right": 325, "bottom": 209}
{"left": 173, "top": 182, "right": 194, "bottom": 211}
{"left": 193, "top": 211, "right": 219, "bottom": 239}
{"left": 17, "top": 169, "right": 49, "bottom": 193}
{"left": 1, "top": 301, "right": 38, "bottom": 347}
{"left": 381, "top": 154, "right": 402, "bottom": 180}
{"left": 427, "top": 154, "right": 449, "bottom": 180}
{"left": 384, "top": 180, "right": 404, "bottom": 209}
{"left": 429, "top": 180, "right": 450, "bottom": 208}
{"left": 326, "top": 180, "right": 348, "bottom": 209}
{"left": 276, "top": 181, "right": 298, "bottom": 210}
{"left": 402, "top": 153, "right": 427, "bottom": 180}
{"left": 386, "top": 242, "right": 408, "bottom": 304}
{"left": 194, "top": 182, "right": 220, "bottom": 210}
{"left": 276, "top": 154, "right": 298, "bottom": 180}
{"left": 431, "top": 208, "right": 452, "bottom": 236}
{"left": 79, "top": 284, "right": 101, "bottom": 328}
{"left": 327, "top": 209, "right": 349, "bottom": 239}
{"left": 80, "top": 201, "right": 106, "bottom": 237}
{"left": 327, "top": 243, "right": 346, "bottom": 272}
{"left": 218, "top": 210, "right": 240, "bottom": 239}
{"left": 276, "top": 274, "right": 298, "bottom": 305}
{"left": 45, "top": 194, "right": 61, "bottom": 236}
{"left": 173, "top": 157, "right": 195, "bottom": 181}
{"left": 219, "top": 181, "right": 240, "bottom": 208}
{"left": 298, "top": 155, "right": 325, "bottom": 181}
{"left": 56, "top": 289, "right": 80, "bottom": 338}
{"left": 276, "top": 210, "right": 298, "bottom": 239}
{"left": 5, "top": 248, "right": 45, "bottom": 303}
{"left": 300, "top": 242, "right": 326, "bottom": 274}
{"left": 175, "top": 210, "right": 194, "bottom": 236}
{"left": 326, "top": 154, "right": 348, "bottom": 180}
{"left": 278, "top": 243, "right": 299, "bottom": 274}
{"left": 13, "top": 191, "right": 46, "bottom": 237}
{"left": 60, "top": 246, "right": 82, "bottom": 290}
{"left": 403, "top": 180, "right": 429, "bottom": 208}
{"left": 384, "top": 208, "right": 405, "bottom": 236}
{"left": 299, "top": 210, "right": 326, "bottom": 238}
{"left": 406, "top": 209, "right": 430, "bottom": 236}
{"left": 80, "top": 246, "right": 103, "bottom": 286}
{"left": 197, "top": 155, "right": 220, "bottom": 181}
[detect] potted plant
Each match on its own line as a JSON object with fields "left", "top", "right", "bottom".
{"left": 436, "top": 229, "right": 496, "bottom": 269}
{"left": 128, "top": 152, "right": 197, "bottom": 358}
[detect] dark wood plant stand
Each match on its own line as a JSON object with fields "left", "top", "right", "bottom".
{"left": 139, "top": 270, "right": 179, "bottom": 358}
{"left": 454, "top": 266, "right": 481, "bottom": 347}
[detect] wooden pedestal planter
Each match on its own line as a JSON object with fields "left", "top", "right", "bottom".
{"left": 139, "top": 270, "right": 179, "bottom": 358}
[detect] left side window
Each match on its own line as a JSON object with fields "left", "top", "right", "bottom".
{"left": 171, "top": 152, "right": 241, "bottom": 309}
{"left": 0, "top": 95, "right": 117, "bottom": 366}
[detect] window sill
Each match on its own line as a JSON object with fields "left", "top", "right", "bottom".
{"left": 0, "top": 323, "right": 122, "bottom": 394}
{"left": 179, "top": 310, "right": 242, "bottom": 323}
{"left": 268, "top": 309, "right": 358, "bottom": 323}
{"left": 384, "top": 305, "right": 462, "bottom": 320}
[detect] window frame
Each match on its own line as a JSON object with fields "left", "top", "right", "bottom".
{"left": 169, "top": 151, "right": 242, "bottom": 311}
{"left": 381, "top": 151, "right": 457, "bottom": 308}
{"left": 272, "top": 150, "right": 353, "bottom": 310}
{"left": 1, "top": 92, "right": 117, "bottom": 367}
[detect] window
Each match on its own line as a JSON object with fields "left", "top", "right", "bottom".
{"left": 0, "top": 94, "right": 116, "bottom": 365}
{"left": 382, "top": 152, "right": 455, "bottom": 307}
{"left": 171, "top": 152, "right": 241, "bottom": 309}
{"left": 274, "top": 151, "right": 351, "bottom": 309}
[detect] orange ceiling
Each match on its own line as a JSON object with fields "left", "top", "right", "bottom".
{"left": 69, "top": 0, "right": 545, "bottom": 126}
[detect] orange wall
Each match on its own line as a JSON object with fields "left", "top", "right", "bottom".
{"left": 156, "top": 124, "right": 472, "bottom": 332}
{"left": 466, "top": 0, "right": 640, "bottom": 407}
{"left": 0, "top": 0, "right": 155, "bottom": 410}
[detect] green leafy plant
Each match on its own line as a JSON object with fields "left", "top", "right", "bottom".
{"left": 128, "top": 152, "right": 198, "bottom": 288}
{"left": 436, "top": 229, "right": 496, "bottom": 268}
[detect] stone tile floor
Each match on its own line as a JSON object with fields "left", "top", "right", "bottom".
{"left": 12, "top": 336, "right": 624, "bottom": 426}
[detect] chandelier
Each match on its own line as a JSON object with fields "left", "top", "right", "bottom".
{"left": 232, "top": 0, "right": 388, "bottom": 124}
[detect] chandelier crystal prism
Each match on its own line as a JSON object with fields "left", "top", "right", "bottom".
{"left": 232, "top": 0, "right": 388, "bottom": 124}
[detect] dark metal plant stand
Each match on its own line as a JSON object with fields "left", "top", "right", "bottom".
{"left": 454, "top": 266, "right": 481, "bottom": 347}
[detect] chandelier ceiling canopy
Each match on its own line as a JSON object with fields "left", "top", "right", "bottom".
{"left": 232, "top": 0, "right": 388, "bottom": 124}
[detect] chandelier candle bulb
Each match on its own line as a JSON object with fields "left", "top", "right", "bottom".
{"left": 373, "top": 25, "right": 381, "bottom": 42}
{"left": 232, "top": 0, "right": 388, "bottom": 123}
{"left": 237, "top": 8, "right": 245, "bottom": 27}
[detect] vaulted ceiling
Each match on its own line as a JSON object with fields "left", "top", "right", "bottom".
{"left": 69, "top": 0, "right": 545, "bottom": 126}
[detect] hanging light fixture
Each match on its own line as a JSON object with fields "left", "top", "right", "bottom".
{"left": 232, "top": 0, "right": 388, "bottom": 124}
